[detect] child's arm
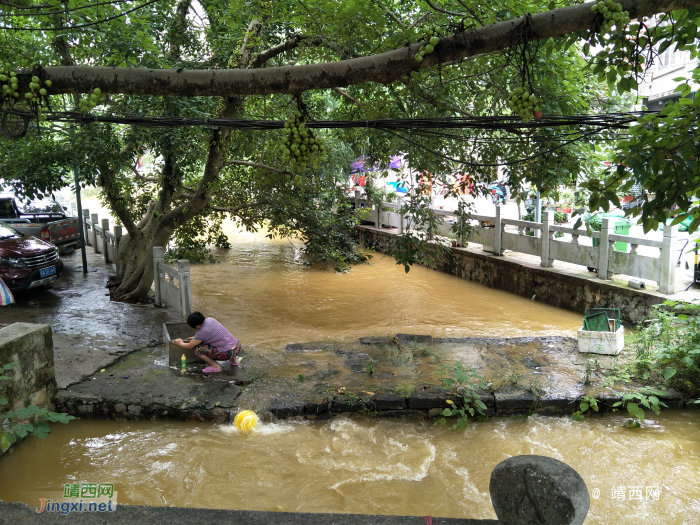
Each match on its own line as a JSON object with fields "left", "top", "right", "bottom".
{"left": 172, "top": 338, "right": 202, "bottom": 349}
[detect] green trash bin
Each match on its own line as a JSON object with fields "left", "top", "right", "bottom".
{"left": 663, "top": 216, "right": 694, "bottom": 232}
{"left": 585, "top": 212, "right": 631, "bottom": 252}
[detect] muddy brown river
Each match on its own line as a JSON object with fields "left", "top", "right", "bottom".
{"left": 1, "top": 415, "right": 699, "bottom": 523}
{"left": 189, "top": 228, "right": 583, "bottom": 350}
{"left": 1, "top": 229, "right": 699, "bottom": 523}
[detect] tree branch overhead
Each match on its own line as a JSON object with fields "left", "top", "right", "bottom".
{"left": 21, "top": 0, "right": 699, "bottom": 97}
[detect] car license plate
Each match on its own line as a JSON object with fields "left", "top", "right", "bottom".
{"left": 40, "top": 266, "right": 56, "bottom": 278}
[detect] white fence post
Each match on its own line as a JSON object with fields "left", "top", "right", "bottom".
{"left": 82, "top": 209, "right": 90, "bottom": 246}
{"left": 659, "top": 224, "right": 678, "bottom": 294}
{"left": 598, "top": 217, "right": 614, "bottom": 279}
{"left": 540, "top": 210, "right": 554, "bottom": 267}
{"left": 374, "top": 201, "right": 380, "bottom": 228}
{"left": 101, "top": 218, "right": 110, "bottom": 264}
{"left": 91, "top": 213, "right": 99, "bottom": 251}
{"left": 153, "top": 247, "right": 164, "bottom": 307}
{"left": 494, "top": 205, "right": 503, "bottom": 255}
{"left": 113, "top": 225, "right": 122, "bottom": 276}
{"left": 177, "top": 260, "right": 193, "bottom": 320}
{"left": 397, "top": 196, "right": 404, "bottom": 234}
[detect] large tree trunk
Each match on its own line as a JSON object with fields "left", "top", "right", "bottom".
{"left": 20, "top": 0, "right": 700, "bottom": 97}
{"left": 113, "top": 223, "right": 174, "bottom": 302}
{"left": 112, "top": 119, "right": 234, "bottom": 301}
{"left": 110, "top": 18, "right": 262, "bottom": 302}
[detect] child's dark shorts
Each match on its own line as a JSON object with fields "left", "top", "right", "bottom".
{"left": 194, "top": 342, "right": 241, "bottom": 364}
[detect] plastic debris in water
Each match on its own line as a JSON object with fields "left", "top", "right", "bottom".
{"left": 234, "top": 410, "right": 259, "bottom": 431}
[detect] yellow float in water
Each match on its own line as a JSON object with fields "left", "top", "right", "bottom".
{"left": 234, "top": 410, "right": 258, "bottom": 431}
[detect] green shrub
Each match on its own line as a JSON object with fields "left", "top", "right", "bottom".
{"left": 1, "top": 362, "right": 75, "bottom": 450}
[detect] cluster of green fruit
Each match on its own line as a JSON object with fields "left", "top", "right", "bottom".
{"left": 26, "top": 75, "right": 53, "bottom": 121}
{"left": 1, "top": 66, "right": 54, "bottom": 122}
{"left": 0, "top": 65, "right": 22, "bottom": 101}
{"left": 591, "top": 1, "right": 631, "bottom": 35}
{"left": 415, "top": 25, "right": 441, "bottom": 62}
{"left": 506, "top": 87, "right": 542, "bottom": 122}
{"left": 78, "top": 88, "right": 103, "bottom": 113}
{"left": 281, "top": 113, "right": 327, "bottom": 172}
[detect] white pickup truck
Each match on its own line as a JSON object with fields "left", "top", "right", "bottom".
{"left": 0, "top": 194, "right": 82, "bottom": 254}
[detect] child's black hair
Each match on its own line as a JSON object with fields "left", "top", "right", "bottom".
{"left": 187, "top": 311, "right": 205, "bottom": 328}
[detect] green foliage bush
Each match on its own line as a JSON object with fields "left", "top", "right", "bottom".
{"left": 166, "top": 212, "right": 230, "bottom": 264}
{"left": 632, "top": 300, "right": 700, "bottom": 398}
{"left": 1, "top": 362, "right": 74, "bottom": 451}
{"left": 435, "top": 362, "right": 488, "bottom": 430}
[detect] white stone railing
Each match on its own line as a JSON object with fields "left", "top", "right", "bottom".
{"left": 81, "top": 210, "right": 122, "bottom": 275}
{"left": 152, "top": 247, "right": 193, "bottom": 320}
{"left": 354, "top": 191, "right": 678, "bottom": 294}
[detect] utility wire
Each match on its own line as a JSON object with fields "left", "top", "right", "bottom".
{"left": 0, "top": 0, "right": 161, "bottom": 30}
{"left": 0, "top": 108, "right": 652, "bottom": 131}
{"left": 380, "top": 125, "right": 622, "bottom": 168}
{"left": 0, "top": 0, "right": 140, "bottom": 17}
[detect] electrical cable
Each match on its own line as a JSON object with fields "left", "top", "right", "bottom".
{"left": 0, "top": 0, "right": 161, "bottom": 30}
{"left": 380, "top": 124, "right": 622, "bottom": 167}
{"left": 0, "top": 0, "right": 141, "bottom": 17}
{"left": 0, "top": 107, "right": 653, "bottom": 131}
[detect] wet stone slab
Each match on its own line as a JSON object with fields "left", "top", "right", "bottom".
{"left": 53, "top": 348, "right": 243, "bottom": 423}
{"left": 52, "top": 332, "right": 691, "bottom": 424}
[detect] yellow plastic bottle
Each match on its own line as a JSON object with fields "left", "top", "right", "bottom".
{"left": 181, "top": 354, "right": 187, "bottom": 373}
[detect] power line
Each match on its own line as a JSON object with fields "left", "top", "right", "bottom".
{"left": 0, "top": 0, "right": 141, "bottom": 17}
{"left": 380, "top": 126, "right": 619, "bottom": 168}
{"left": 0, "top": 0, "right": 161, "bottom": 30}
{"left": 1, "top": 108, "right": 653, "bottom": 131}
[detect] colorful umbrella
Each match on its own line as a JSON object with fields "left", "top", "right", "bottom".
{"left": 0, "top": 277, "right": 14, "bottom": 306}
{"left": 350, "top": 155, "right": 404, "bottom": 174}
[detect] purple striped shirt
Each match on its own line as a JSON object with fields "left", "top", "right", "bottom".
{"left": 194, "top": 318, "right": 239, "bottom": 351}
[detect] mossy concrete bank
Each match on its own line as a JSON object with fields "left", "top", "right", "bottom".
{"left": 355, "top": 225, "right": 666, "bottom": 325}
{"left": 0, "top": 323, "right": 56, "bottom": 413}
{"left": 0, "top": 323, "right": 58, "bottom": 456}
{"left": 52, "top": 335, "right": 697, "bottom": 424}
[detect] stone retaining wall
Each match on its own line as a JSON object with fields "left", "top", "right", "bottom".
{"left": 0, "top": 323, "right": 57, "bottom": 455}
{"left": 0, "top": 323, "right": 57, "bottom": 413}
{"left": 53, "top": 384, "right": 696, "bottom": 424}
{"left": 53, "top": 391, "right": 235, "bottom": 423}
{"left": 355, "top": 225, "right": 666, "bottom": 324}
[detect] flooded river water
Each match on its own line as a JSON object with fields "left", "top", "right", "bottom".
{"left": 1, "top": 414, "right": 699, "bottom": 523}
{"left": 1, "top": 229, "right": 699, "bottom": 523}
{"left": 189, "top": 228, "right": 582, "bottom": 350}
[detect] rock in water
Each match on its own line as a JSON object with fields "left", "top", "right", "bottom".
{"left": 489, "top": 455, "right": 589, "bottom": 525}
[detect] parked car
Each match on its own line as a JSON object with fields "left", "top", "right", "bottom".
{"left": 0, "top": 194, "right": 81, "bottom": 254}
{"left": 0, "top": 220, "right": 63, "bottom": 291}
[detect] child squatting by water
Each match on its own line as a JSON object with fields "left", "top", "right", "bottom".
{"left": 171, "top": 311, "right": 241, "bottom": 373}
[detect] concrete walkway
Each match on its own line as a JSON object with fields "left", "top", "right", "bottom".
{"left": 0, "top": 501, "right": 497, "bottom": 525}
{"left": 1, "top": 249, "right": 176, "bottom": 389}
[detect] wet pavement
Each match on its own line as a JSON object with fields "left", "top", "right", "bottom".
{"left": 1, "top": 249, "right": 175, "bottom": 388}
